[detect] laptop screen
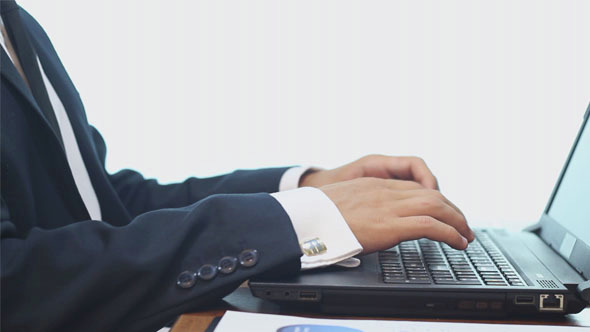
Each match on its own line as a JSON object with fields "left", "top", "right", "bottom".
{"left": 547, "top": 117, "right": 590, "bottom": 246}
{"left": 538, "top": 106, "right": 590, "bottom": 279}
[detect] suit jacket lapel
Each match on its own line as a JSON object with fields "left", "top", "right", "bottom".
{"left": 1, "top": 46, "right": 38, "bottom": 111}
{"left": 1, "top": 46, "right": 64, "bottom": 147}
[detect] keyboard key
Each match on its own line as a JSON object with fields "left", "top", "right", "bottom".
{"left": 452, "top": 267, "right": 473, "bottom": 272}
{"left": 451, "top": 264, "right": 471, "bottom": 269}
{"left": 380, "top": 237, "right": 525, "bottom": 288}
{"left": 428, "top": 265, "right": 450, "bottom": 271}
{"left": 436, "top": 280, "right": 482, "bottom": 285}
{"left": 448, "top": 258, "right": 468, "bottom": 263}
{"left": 407, "top": 279, "right": 432, "bottom": 284}
{"left": 408, "top": 276, "right": 431, "bottom": 281}
{"left": 477, "top": 266, "right": 498, "bottom": 272}
{"left": 433, "top": 277, "right": 455, "bottom": 282}
{"left": 402, "top": 258, "right": 422, "bottom": 262}
{"left": 458, "top": 278, "right": 480, "bottom": 282}
{"left": 383, "top": 279, "right": 406, "bottom": 284}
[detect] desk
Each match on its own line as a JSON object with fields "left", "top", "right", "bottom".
{"left": 171, "top": 287, "right": 590, "bottom": 332}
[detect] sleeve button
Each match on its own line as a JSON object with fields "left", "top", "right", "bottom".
{"left": 218, "top": 256, "right": 238, "bottom": 274}
{"left": 197, "top": 264, "right": 218, "bottom": 280}
{"left": 238, "top": 249, "right": 259, "bottom": 268}
{"left": 176, "top": 271, "right": 197, "bottom": 289}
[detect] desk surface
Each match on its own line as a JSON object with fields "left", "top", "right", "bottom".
{"left": 171, "top": 287, "right": 590, "bottom": 332}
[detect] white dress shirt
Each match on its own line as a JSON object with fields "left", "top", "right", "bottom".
{"left": 0, "top": 20, "right": 362, "bottom": 269}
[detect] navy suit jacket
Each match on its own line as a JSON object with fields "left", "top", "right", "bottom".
{"left": 1, "top": 6, "right": 302, "bottom": 332}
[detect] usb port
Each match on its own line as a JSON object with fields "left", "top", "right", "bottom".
{"left": 539, "top": 294, "right": 564, "bottom": 311}
{"left": 299, "top": 291, "right": 318, "bottom": 300}
{"left": 515, "top": 295, "right": 535, "bottom": 305}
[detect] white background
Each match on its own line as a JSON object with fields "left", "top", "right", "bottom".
{"left": 20, "top": 0, "right": 590, "bottom": 230}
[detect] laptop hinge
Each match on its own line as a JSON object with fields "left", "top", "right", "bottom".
{"left": 522, "top": 221, "right": 542, "bottom": 233}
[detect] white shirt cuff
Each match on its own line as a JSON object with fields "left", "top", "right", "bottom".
{"left": 271, "top": 187, "right": 363, "bottom": 270}
{"left": 278, "top": 166, "right": 314, "bottom": 192}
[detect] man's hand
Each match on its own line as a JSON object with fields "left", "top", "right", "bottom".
{"left": 319, "top": 178, "right": 474, "bottom": 254}
{"left": 299, "top": 154, "right": 439, "bottom": 189}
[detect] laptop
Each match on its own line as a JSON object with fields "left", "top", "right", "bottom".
{"left": 250, "top": 103, "right": 590, "bottom": 317}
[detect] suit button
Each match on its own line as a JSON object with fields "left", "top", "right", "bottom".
{"left": 218, "top": 256, "right": 238, "bottom": 274}
{"left": 177, "top": 271, "right": 197, "bottom": 289}
{"left": 197, "top": 264, "right": 217, "bottom": 280}
{"left": 238, "top": 249, "right": 259, "bottom": 268}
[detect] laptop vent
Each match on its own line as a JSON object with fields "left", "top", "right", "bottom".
{"left": 537, "top": 279, "right": 558, "bottom": 289}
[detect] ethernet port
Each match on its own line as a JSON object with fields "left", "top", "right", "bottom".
{"left": 539, "top": 294, "right": 564, "bottom": 312}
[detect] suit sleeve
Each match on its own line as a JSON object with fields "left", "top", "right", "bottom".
{"left": 1, "top": 193, "right": 302, "bottom": 332}
{"left": 89, "top": 127, "right": 291, "bottom": 217}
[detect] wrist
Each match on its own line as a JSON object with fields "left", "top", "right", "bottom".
{"left": 298, "top": 169, "right": 321, "bottom": 187}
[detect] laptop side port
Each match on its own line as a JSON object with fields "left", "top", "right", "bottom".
{"left": 514, "top": 295, "right": 535, "bottom": 305}
{"left": 299, "top": 291, "right": 319, "bottom": 301}
{"left": 539, "top": 294, "right": 564, "bottom": 311}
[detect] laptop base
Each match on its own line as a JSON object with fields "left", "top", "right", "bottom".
{"left": 250, "top": 229, "right": 587, "bottom": 317}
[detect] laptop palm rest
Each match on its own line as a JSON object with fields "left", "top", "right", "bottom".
{"left": 517, "top": 231, "right": 585, "bottom": 287}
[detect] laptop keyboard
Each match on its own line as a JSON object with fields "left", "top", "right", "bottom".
{"left": 379, "top": 231, "right": 526, "bottom": 286}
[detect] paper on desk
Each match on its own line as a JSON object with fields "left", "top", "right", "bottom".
{"left": 214, "top": 311, "right": 589, "bottom": 332}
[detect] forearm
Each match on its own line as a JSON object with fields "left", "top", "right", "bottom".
{"left": 1, "top": 193, "right": 302, "bottom": 332}
{"left": 109, "top": 167, "right": 290, "bottom": 218}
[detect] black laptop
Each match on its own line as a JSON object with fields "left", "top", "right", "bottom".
{"left": 250, "top": 103, "right": 590, "bottom": 317}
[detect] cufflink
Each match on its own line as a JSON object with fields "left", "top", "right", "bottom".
{"left": 300, "top": 238, "right": 327, "bottom": 256}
